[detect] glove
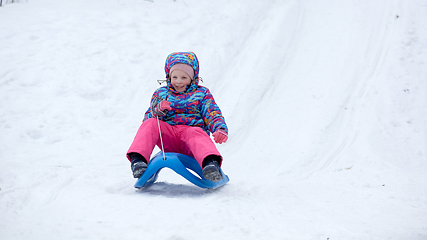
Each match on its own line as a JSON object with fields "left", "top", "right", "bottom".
{"left": 153, "top": 100, "right": 172, "bottom": 116}
{"left": 212, "top": 129, "right": 228, "bottom": 144}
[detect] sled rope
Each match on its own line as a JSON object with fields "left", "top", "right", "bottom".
{"left": 156, "top": 116, "right": 166, "bottom": 161}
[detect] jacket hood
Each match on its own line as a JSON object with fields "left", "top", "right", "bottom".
{"left": 164, "top": 52, "right": 200, "bottom": 79}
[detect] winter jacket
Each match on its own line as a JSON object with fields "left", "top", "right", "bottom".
{"left": 143, "top": 78, "right": 228, "bottom": 135}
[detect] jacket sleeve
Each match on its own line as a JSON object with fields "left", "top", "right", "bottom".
{"left": 200, "top": 89, "right": 228, "bottom": 134}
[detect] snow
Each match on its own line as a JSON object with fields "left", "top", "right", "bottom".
{"left": 1, "top": 0, "right": 426, "bottom": 239}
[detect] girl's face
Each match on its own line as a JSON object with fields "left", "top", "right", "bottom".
{"left": 170, "top": 69, "right": 192, "bottom": 92}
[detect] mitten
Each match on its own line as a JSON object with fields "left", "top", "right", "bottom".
{"left": 153, "top": 100, "right": 172, "bottom": 116}
{"left": 212, "top": 129, "right": 228, "bottom": 144}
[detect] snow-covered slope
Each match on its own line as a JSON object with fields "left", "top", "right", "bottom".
{"left": 1, "top": 0, "right": 426, "bottom": 239}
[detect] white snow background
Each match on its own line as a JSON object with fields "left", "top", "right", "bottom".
{"left": 1, "top": 0, "right": 427, "bottom": 239}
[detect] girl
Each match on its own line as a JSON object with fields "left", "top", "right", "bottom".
{"left": 127, "top": 52, "right": 228, "bottom": 182}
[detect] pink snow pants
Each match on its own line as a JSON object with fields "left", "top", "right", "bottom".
{"left": 127, "top": 118, "right": 222, "bottom": 168}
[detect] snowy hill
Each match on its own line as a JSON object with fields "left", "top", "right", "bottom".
{"left": 1, "top": 0, "right": 426, "bottom": 239}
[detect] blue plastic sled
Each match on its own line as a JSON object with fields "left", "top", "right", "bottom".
{"left": 134, "top": 152, "right": 229, "bottom": 189}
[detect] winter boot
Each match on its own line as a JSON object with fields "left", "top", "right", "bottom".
{"left": 129, "top": 153, "right": 147, "bottom": 178}
{"left": 202, "top": 156, "right": 223, "bottom": 182}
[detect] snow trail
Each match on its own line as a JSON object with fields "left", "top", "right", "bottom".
{"left": 1, "top": 0, "right": 427, "bottom": 239}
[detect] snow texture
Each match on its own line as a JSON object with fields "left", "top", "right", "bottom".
{"left": 1, "top": 0, "right": 426, "bottom": 239}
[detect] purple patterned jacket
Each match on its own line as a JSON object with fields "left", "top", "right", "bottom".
{"left": 144, "top": 78, "right": 228, "bottom": 135}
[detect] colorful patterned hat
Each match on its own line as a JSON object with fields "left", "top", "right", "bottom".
{"left": 165, "top": 52, "right": 199, "bottom": 79}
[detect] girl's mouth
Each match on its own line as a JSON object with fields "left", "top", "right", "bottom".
{"left": 174, "top": 85, "right": 185, "bottom": 91}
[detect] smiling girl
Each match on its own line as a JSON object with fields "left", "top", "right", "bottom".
{"left": 126, "top": 52, "right": 229, "bottom": 182}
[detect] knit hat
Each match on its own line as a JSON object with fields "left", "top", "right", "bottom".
{"left": 165, "top": 52, "right": 199, "bottom": 79}
{"left": 169, "top": 63, "right": 195, "bottom": 79}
